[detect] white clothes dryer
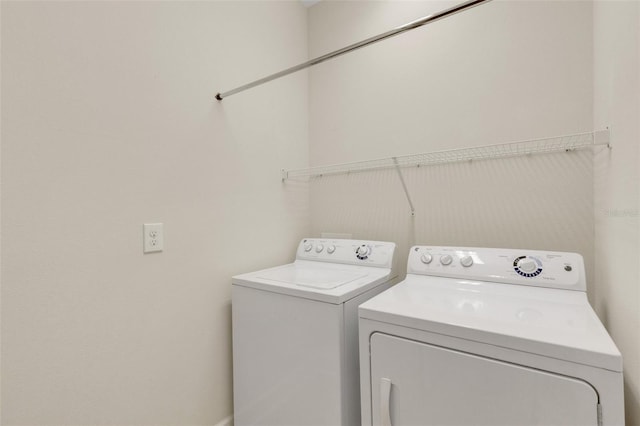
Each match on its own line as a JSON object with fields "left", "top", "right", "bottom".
{"left": 232, "top": 238, "right": 397, "bottom": 426}
{"left": 359, "top": 246, "right": 623, "bottom": 426}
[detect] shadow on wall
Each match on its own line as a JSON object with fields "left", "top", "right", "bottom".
{"left": 307, "top": 149, "right": 595, "bottom": 297}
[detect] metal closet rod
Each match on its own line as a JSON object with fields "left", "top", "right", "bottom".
{"left": 215, "top": 0, "right": 492, "bottom": 101}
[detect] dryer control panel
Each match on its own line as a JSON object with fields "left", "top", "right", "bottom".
{"left": 407, "top": 246, "right": 585, "bottom": 292}
{"left": 296, "top": 238, "right": 396, "bottom": 269}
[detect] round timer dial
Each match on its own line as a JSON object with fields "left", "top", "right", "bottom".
{"left": 356, "top": 245, "right": 370, "bottom": 260}
{"left": 513, "top": 256, "right": 543, "bottom": 277}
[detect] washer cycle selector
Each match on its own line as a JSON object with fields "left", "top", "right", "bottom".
{"left": 356, "top": 245, "right": 370, "bottom": 260}
{"left": 304, "top": 242, "right": 313, "bottom": 252}
{"left": 327, "top": 245, "right": 336, "bottom": 254}
{"left": 420, "top": 253, "right": 433, "bottom": 264}
{"left": 315, "top": 244, "right": 324, "bottom": 253}
{"left": 513, "top": 256, "right": 543, "bottom": 277}
{"left": 460, "top": 255, "right": 474, "bottom": 267}
{"left": 440, "top": 254, "right": 453, "bottom": 266}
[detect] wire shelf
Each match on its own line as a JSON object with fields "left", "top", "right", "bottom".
{"left": 282, "top": 129, "right": 610, "bottom": 181}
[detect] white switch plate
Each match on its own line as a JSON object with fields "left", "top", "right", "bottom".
{"left": 143, "top": 223, "right": 163, "bottom": 253}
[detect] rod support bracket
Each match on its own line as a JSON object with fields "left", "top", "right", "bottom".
{"left": 215, "top": 93, "right": 223, "bottom": 101}
{"left": 392, "top": 157, "right": 416, "bottom": 216}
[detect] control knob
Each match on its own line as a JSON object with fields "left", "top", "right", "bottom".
{"left": 304, "top": 242, "right": 313, "bottom": 252}
{"left": 440, "top": 254, "right": 453, "bottom": 265}
{"left": 356, "top": 245, "right": 370, "bottom": 260}
{"left": 460, "top": 255, "right": 473, "bottom": 267}
{"left": 513, "top": 256, "right": 543, "bottom": 277}
{"left": 327, "top": 245, "right": 336, "bottom": 254}
{"left": 315, "top": 244, "right": 324, "bottom": 253}
{"left": 420, "top": 253, "right": 433, "bottom": 264}
{"left": 518, "top": 260, "right": 537, "bottom": 273}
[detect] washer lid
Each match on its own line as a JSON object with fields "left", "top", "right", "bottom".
{"left": 256, "top": 264, "right": 367, "bottom": 289}
{"left": 359, "top": 275, "right": 622, "bottom": 372}
{"left": 232, "top": 260, "right": 393, "bottom": 304}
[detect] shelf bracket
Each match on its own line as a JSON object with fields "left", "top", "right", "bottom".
{"left": 393, "top": 157, "right": 415, "bottom": 216}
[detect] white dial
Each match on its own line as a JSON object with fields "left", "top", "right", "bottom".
{"left": 513, "top": 256, "right": 543, "bottom": 277}
{"left": 315, "top": 244, "right": 324, "bottom": 253}
{"left": 304, "top": 243, "right": 313, "bottom": 252}
{"left": 327, "top": 245, "right": 336, "bottom": 254}
{"left": 460, "top": 255, "right": 473, "bottom": 267}
{"left": 440, "top": 254, "right": 453, "bottom": 265}
{"left": 518, "top": 260, "right": 537, "bottom": 273}
{"left": 357, "top": 246, "right": 370, "bottom": 256}
{"left": 420, "top": 253, "right": 433, "bottom": 264}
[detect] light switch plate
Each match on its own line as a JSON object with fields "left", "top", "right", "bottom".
{"left": 143, "top": 223, "right": 163, "bottom": 253}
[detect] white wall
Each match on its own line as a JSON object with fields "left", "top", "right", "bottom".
{"left": 1, "top": 2, "right": 308, "bottom": 424}
{"left": 308, "top": 0, "right": 595, "bottom": 290}
{"left": 593, "top": 1, "right": 640, "bottom": 424}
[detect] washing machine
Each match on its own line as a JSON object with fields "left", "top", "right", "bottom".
{"left": 232, "top": 238, "right": 397, "bottom": 426}
{"left": 359, "top": 246, "right": 624, "bottom": 426}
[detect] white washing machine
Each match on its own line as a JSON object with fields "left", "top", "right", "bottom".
{"left": 359, "top": 246, "right": 624, "bottom": 426}
{"left": 232, "top": 238, "right": 397, "bottom": 426}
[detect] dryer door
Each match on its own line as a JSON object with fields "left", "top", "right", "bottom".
{"left": 369, "top": 333, "right": 599, "bottom": 426}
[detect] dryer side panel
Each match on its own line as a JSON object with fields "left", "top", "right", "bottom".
{"left": 369, "top": 333, "right": 599, "bottom": 426}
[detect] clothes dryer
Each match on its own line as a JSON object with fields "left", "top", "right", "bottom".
{"left": 233, "top": 238, "right": 396, "bottom": 426}
{"left": 359, "top": 246, "right": 623, "bottom": 426}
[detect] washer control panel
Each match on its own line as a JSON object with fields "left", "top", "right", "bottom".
{"left": 407, "top": 246, "right": 585, "bottom": 291}
{"left": 296, "top": 238, "right": 395, "bottom": 268}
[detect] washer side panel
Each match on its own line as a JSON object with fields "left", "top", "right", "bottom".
{"left": 232, "top": 285, "right": 343, "bottom": 426}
